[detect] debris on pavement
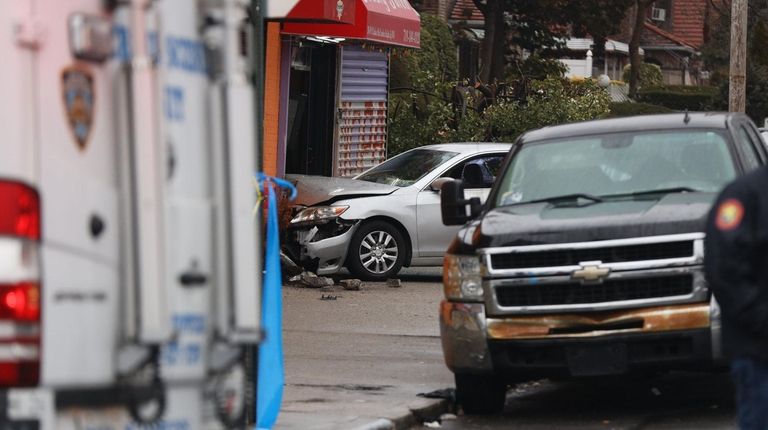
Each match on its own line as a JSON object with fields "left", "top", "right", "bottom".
{"left": 651, "top": 387, "right": 662, "bottom": 396}
{"left": 280, "top": 251, "right": 303, "bottom": 278}
{"left": 386, "top": 278, "right": 402, "bottom": 288}
{"left": 288, "top": 271, "right": 335, "bottom": 288}
{"left": 417, "top": 388, "right": 455, "bottom": 401}
{"left": 423, "top": 421, "right": 441, "bottom": 428}
{"left": 320, "top": 294, "right": 338, "bottom": 301}
{"left": 340, "top": 279, "right": 362, "bottom": 291}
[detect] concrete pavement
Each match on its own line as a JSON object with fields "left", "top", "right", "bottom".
{"left": 275, "top": 269, "right": 454, "bottom": 429}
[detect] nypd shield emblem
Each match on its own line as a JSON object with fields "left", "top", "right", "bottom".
{"left": 62, "top": 67, "right": 94, "bottom": 150}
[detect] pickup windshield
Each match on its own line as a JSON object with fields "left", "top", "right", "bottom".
{"left": 356, "top": 148, "right": 458, "bottom": 187}
{"left": 495, "top": 129, "right": 737, "bottom": 207}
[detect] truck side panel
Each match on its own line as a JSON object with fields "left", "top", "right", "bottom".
{"left": 34, "top": 0, "right": 119, "bottom": 386}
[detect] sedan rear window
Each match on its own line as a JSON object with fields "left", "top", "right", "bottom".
{"left": 356, "top": 149, "right": 458, "bottom": 187}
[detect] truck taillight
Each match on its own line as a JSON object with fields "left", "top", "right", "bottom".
{"left": 0, "top": 181, "right": 41, "bottom": 387}
{"left": 0, "top": 283, "right": 40, "bottom": 322}
{"left": 0, "top": 181, "right": 40, "bottom": 241}
{"left": 0, "top": 349, "right": 39, "bottom": 386}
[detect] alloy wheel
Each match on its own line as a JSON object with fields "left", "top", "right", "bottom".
{"left": 359, "top": 231, "right": 399, "bottom": 274}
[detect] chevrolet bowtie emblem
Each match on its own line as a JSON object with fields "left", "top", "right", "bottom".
{"left": 571, "top": 264, "right": 610, "bottom": 282}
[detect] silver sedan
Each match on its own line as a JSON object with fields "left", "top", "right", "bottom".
{"left": 283, "top": 143, "right": 512, "bottom": 281}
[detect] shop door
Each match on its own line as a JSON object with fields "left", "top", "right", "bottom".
{"left": 285, "top": 42, "right": 338, "bottom": 176}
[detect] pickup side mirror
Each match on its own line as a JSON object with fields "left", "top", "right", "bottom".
{"left": 441, "top": 180, "right": 482, "bottom": 226}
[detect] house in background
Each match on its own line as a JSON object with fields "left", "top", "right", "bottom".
{"left": 421, "top": 0, "right": 712, "bottom": 86}
{"left": 612, "top": 0, "right": 709, "bottom": 85}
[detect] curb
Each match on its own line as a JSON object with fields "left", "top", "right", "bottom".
{"left": 350, "top": 398, "right": 452, "bottom": 430}
{"left": 394, "top": 398, "right": 455, "bottom": 430}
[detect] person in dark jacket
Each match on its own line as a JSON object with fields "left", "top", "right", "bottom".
{"left": 705, "top": 167, "right": 768, "bottom": 430}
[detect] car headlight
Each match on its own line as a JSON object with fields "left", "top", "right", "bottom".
{"left": 290, "top": 206, "right": 349, "bottom": 225}
{"left": 443, "top": 254, "right": 484, "bottom": 301}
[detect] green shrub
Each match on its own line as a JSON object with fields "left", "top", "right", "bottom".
{"left": 506, "top": 55, "right": 568, "bottom": 81}
{"left": 636, "top": 85, "right": 719, "bottom": 111}
{"left": 608, "top": 102, "right": 675, "bottom": 117}
{"left": 388, "top": 78, "right": 611, "bottom": 154}
{"left": 622, "top": 63, "right": 663, "bottom": 88}
{"left": 390, "top": 14, "right": 457, "bottom": 90}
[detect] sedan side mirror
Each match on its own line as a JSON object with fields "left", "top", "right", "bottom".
{"left": 429, "top": 177, "right": 454, "bottom": 192}
{"left": 441, "top": 180, "right": 482, "bottom": 226}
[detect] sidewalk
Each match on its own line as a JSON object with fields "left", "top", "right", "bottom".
{"left": 275, "top": 274, "right": 454, "bottom": 429}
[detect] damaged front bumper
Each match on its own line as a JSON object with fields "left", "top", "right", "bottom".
{"left": 440, "top": 298, "right": 724, "bottom": 378}
{"left": 284, "top": 218, "right": 360, "bottom": 275}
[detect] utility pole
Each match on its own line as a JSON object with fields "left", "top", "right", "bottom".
{"left": 729, "top": 0, "right": 748, "bottom": 112}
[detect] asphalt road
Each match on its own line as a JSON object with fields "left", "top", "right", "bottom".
{"left": 277, "top": 268, "right": 454, "bottom": 429}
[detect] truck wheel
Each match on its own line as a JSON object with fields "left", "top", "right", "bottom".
{"left": 347, "top": 220, "right": 405, "bottom": 282}
{"left": 455, "top": 374, "right": 507, "bottom": 415}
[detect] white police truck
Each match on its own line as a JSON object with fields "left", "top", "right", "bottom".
{"left": 0, "top": 0, "right": 293, "bottom": 428}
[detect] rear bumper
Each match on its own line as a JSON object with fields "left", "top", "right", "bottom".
{"left": 440, "top": 299, "right": 724, "bottom": 377}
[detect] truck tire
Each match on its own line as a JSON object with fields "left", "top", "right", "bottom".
{"left": 455, "top": 374, "right": 507, "bottom": 415}
{"left": 347, "top": 220, "right": 405, "bottom": 281}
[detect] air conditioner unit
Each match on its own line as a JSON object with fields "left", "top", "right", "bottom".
{"left": 652, "top": 7, "right": 666, "bottom": 21}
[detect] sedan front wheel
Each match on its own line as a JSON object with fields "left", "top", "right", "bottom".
{"left": 347, "top": 220, "right": 406, "bottom": 282}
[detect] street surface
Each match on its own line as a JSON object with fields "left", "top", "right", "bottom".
{"left": 277, "top": 268, "right": 739, "bottom": 429}
{"left": 277, "top": 268, "right": 454, "bottom": 429}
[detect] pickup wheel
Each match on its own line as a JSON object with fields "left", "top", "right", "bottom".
{"left": 455, "top": 374, "right": 507, "bottom": 415}
{"left": 347, "top": 220, "right": 405, "bottom": 282}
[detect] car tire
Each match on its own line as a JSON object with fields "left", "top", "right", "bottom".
{"left": 347, "top": 220, "right": 406, "bottom": 282}
{"left": 455, "top": 374, "right": 507, "bottom": 415}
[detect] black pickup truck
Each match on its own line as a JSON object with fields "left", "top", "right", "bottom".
{"left": 439, "top": 113, "right": 766, "bottom": 414}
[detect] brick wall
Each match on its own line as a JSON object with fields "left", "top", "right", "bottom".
{"left": 671, "top": 0, "right": 706, "bottom": 47}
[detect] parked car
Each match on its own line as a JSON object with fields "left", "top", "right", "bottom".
{"left": 438, "top": 113, "right": 765, "bottom": 414}
{"left": 283, "top": 143, "right": 512, "bottom": 281}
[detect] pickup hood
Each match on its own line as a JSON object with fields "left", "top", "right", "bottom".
{"left": 463, "top": 192, "right": 716, "bottom": 249}
{"left": 286, "top": 174, "right": 399, "bottom": 206}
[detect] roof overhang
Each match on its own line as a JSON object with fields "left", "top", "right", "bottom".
{"left": 282, "top": 0, "right": 421, "bottom": 48}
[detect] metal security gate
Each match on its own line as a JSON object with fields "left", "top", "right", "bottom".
{"left": 336, "top": 45, "right": 388, "bottom": 177}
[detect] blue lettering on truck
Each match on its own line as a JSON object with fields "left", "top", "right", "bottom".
{"left": 166, "top": 36, "right": 207, "bottom": 74}
{"left": 164, "top": 86, "right": 185, "bottom": 121}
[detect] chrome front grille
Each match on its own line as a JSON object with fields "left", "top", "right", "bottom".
{"left": 495, "top": 274, "right": 694, "bottom": 307}
{"left": 481, "top": 233, "right": 707, "bottom": 314}
{"left": 489, "top": 241, "right": 693, "bottom": 271}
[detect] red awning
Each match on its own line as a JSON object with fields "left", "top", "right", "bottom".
{"left": 283, "top": 0, "right": 421, "bottom": 49}
{"left": 285, "top": 0, "right": 356, "bottom": 24}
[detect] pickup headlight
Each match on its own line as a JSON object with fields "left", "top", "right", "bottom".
{"left": 290, "top": 206, "right": 349, "bottom": 225}
{"left": 443, "top": 254, "right": 484, "bottom": 302}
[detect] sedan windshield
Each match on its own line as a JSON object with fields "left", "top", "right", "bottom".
{"left": 356, "top": 149, "right": 459, "bottom": 187}
{"left": 495, "top": 129, "right": 737, "bottom": 207}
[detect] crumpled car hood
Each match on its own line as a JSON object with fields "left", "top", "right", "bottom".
{"left": 286, "top": 174, "right": 399, "bottom": 206}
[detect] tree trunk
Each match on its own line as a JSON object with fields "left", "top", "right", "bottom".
{"left": 476, "top": 0, "right": 504, "bottom": 83}
{"left": 629, "top": 0, "right": 652, "bottom": 98}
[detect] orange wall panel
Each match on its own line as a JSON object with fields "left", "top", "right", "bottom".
{"left": 263, "top": 21, "right": 281, "bottom": 177}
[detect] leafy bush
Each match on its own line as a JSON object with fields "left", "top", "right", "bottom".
{"left": 390, "top": 14, "right": 457, "bottom": 90}
{"left": 636, "top": 85, "right": 719, "bottom": 111}
{"left": 608, "top": 102, "right": 674, "bottom": 117}
{"left": 388, "top": 78, "right": 611, "bottom": 154}
{"left": 506, "top": 55, "right": 568, "bottom": 81}
{"left": 622, "top": 63, "right": 663, "bottom": 88}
